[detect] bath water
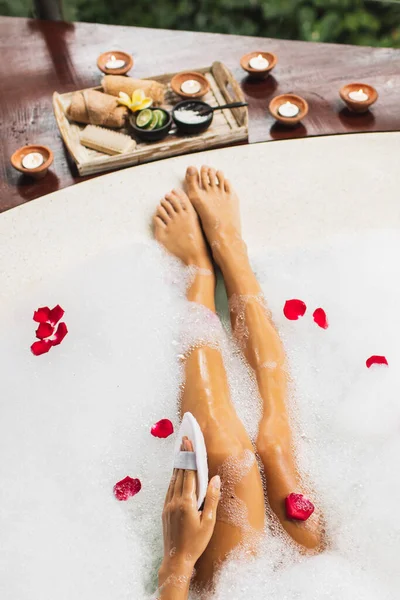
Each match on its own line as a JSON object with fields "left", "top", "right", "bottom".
{"left": 0, "top": 229, "right": 399, "bottom": 600}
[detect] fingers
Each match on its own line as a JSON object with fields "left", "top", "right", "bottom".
{"left": 164, "top": 469, "right": 177, "bottom": 507}
{"left": 173, "top": 440, "right": 185, "bottom": 496}
{"left": 201, "top": 475, "right": 221, "bottom": 530}
{"left": 167, "top": 437, "right": 197, "bottom": 503}
{"left": 182, "top": 439, "right": 197, "bottom": 502}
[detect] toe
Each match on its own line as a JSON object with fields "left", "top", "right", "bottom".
{"left": 156, "top": 205, "right": 170, "bottom": 224}
{"left": 186, "top": 166, "right": 201, "bottom": 192}
{"left": 208, "top": 168, "right": 217, "bottom": 188}
{"left": 165, "top": 191, "right": 182, "bottom": 212}
{"left": 224, "top": 178, "right": 231, "bottom": 193}
{"left": 171, "top": 189, "right": 191, "bottom": 211}
{"left": 201, "top": 165, "right": 210, "bottom": 189}
{"left": 152, "top": 215, "right": 166, "bottom": 240}
{"left": 161, "top": 198, "right": 175, "bottom": 217}
{"left": 216, "top": 170, "right": 225, "bottom": 188}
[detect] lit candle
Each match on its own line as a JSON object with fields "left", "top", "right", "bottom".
{"left": 21, "top": 152, "right": 44, "bottom": 169}
{"left": 348, "top": 88, "right": 369, "bottom": 102}
{"left": 249, "top": 54, "right": 269, "bottom": 70}
{"left": 180, "top": 79, "right": 202, "bottom": 94}
{"left": 278, "top": 102, "right": 300, "bottom": 118}
{"left": 105, "top": 54, "right": 126, "bottom": 69}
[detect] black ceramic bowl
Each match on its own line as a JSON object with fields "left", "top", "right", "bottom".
{"left": 172, "top": 100, "right": 213, "bottom": 134}
{"left": 129, "top": 108, "right": 172, "bottom": 142}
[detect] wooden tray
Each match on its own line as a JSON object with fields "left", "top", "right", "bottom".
{"left": 53, "top": 62, "right": 248, "bottom": 176}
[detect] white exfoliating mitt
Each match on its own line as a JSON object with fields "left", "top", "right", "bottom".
{"left": 173, "top": 412, "right": 209, "bottom": 509}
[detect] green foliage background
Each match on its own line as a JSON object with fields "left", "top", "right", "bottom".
{"left": 1, "top": 0, "right": 400, "bottom": 47}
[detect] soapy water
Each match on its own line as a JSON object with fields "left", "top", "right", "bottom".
{"left": 0, "top": 229, "right": 399, "bottom": 600}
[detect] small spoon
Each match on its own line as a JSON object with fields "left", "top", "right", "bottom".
{"left": 196, "top": 101, "right": 248, "bottom": 116}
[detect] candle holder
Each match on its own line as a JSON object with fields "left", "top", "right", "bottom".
{"left": 11, "top": 145, "right": 54, "bottom": 179}
{"left": 240, "top": 51, "right": 277, "bottom": 79}
{"left": 97, "top": 51, "right": 133, "bottom": 75}
{"left": 339, "top": 82, "right": 378, "bottom": 113}
{"left": 269, "top": 94, "right": 308, "bottom": 126}
{"left": 170, "top": 72, "right": 210, "bottom": 99}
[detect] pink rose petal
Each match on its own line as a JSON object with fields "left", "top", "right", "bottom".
{"left": 313, "top": 307, "right": 329, "bottom": 329}
{"left": 113, "top": 476, "right": 142, "bottom": 501}
{"left": 283, "top": 299, "right": 307, "bottom": 320}
{"left": 366, "top": 355, "right": 388, "bottom": 368}
{"left": 49, "top": 305, "right": 65, "bottom": 326}
{"left": 33, "top": 307, "right": 51, "bottom": 323}
{"left": 31, "top": 339, "right": 52, "bottom": 356}
{"left": 51, "top": 322, "right": 68, "bottom": 346}
{"left": 151, "top": 418, "right": 174, "bottom": 439}
{"left": 35, "top": 322, "right": 55, "bottom": 339}
{"left": 285, "top": 493, "right": 315, "bottom": 521}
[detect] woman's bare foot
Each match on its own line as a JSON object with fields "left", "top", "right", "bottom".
{"left": 153, "top": 188, "right": 216, "bottom": 311}
{"left": 153, "top": 188, "right": 212, "bottom": 269}
{"left": 185, "top": 166, "right": 245, "bottom": 265}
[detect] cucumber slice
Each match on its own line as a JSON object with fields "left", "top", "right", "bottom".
{"left": 153, "top": 109, "right": 167, "bottom": 128}
{"left": 136, "top": 109, "right": 152, "bottom": 128}
{"left": 145, "top": 112, "right": 159, "bottom": 130}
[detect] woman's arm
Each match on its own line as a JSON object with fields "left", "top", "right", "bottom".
{"left": 156, "top": 438, "right": 221, "bottom": 599}
{"left": 157, "top": 558, "right": 193, "bottom": 600}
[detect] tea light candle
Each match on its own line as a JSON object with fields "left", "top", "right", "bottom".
{"left": 348, "top": 88, "right": 369, "bottom": 102}
{"left": 21, "top": 152, "right": 44, "bottom": 169}
{"left": 180, "top": 79, "right": 202, "bottom": 95}
{"left": 278, "top": 101, "right": 299, "bottom": 118}
{"left": 105, "top": 54, "right": 126, "bottom": 69}
{"left": 249, "top": 54, "right": 270, "bottom": 70}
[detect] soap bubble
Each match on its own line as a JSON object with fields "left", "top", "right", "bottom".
{"left": 0, "top": 230, "right": 399, "bottom": 599}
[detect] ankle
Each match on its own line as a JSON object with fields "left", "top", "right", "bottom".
{"left": 215, "top": 243, "right": 261, "bottom": 297}
{"left": 211, "top": 230, "right": 248, "bottom": 267}
{"left": 186, "top": 269, "right": 216, "bottom": 311}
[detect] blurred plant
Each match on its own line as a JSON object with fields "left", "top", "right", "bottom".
{"left": 1, "top": 0, "right": 399, "bottom": 47}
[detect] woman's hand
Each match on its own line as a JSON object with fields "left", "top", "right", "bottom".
{"left": 158, "top": 437, "right": 221, "bottom": 598}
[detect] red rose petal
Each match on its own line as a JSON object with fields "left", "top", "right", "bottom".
{"left": 35, "top": 322, "right": 55, "bottom": 339}
{"left": 313, "top": 307, "right": 329, "bottom": 329}
{"left": 366, "top": 355, "right": 388, "bottom": 368}
{"left": 283, "top": 299, "right": 307, "bottom": 321}
{"left": 151, "top": 418, "right": 174, "bottom": 439}
{"left": 50, "top": 322, "right": 68, "bottom": 346}
{"left": 33, "top": 306, "right": 51, "bottom": 323}
{"left": 49, "top": 304, "right": 65, "bottom": 325}
{"left": 31, "top": 339, "right": 52, "bottom": 356}
{"left": 113, "top": 476, "right": 142, "bottom": 501}
{"left": 285, "top": 493, "right": 315, "bottom": 521}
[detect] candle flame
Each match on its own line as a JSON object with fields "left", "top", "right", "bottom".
{"left": 110, "top": 54, "right": 116, "bottom": 61}
{"left": 257, "top": 54, "right": 263, "bottom": 59}
{"left": 358, "top": 88, "right": 363, "bottom": 93}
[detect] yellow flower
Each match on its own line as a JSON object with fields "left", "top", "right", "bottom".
{"left": 117, "top": 91, "right": 132, "bottom": 108}
{"left": 117, "top": 89, "right": 153, "bottom": 112}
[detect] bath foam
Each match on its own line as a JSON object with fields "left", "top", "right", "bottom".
{"left": 0, "top": 228, "right": 399, "bottom": 600}
{"left": 217, "top": 449, "right": 257, "bottom": 539}
{"left": 212, "top": 229, "right": 400, "bottom": 600}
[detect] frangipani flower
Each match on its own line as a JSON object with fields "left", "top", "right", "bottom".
{"left": 117, "top": 89, "right": 153, "bottom": 112}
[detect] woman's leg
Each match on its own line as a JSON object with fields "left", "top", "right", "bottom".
{"left": 185, "top": 166, "right": 324, "bottom": 551}
{"left": 153, "top": 189, "right": 266, "bottom": 589}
